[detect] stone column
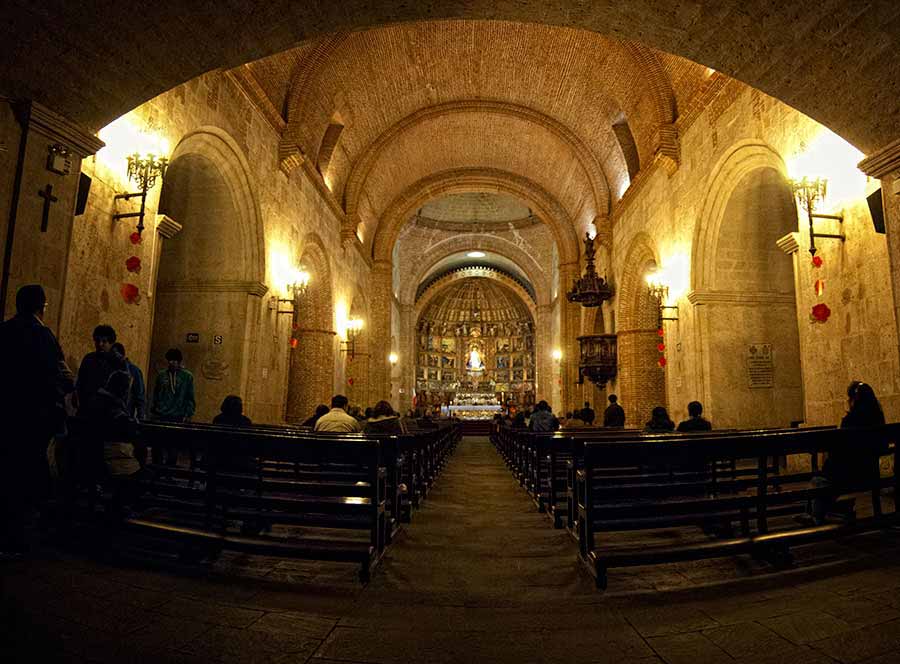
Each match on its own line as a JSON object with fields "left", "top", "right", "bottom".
{"left": 285, "top": 321, "right": 336, "bottom": 423}
{"left": 398, "top": 302, "right": 415, "bottom": 413}
{"left": 368, "top": 259, "right": 393, "bottom": 402}
{"left": 776, "top": 232, "right": 810, "bottom": 424}
{"left": 535, "top": 303, "right": 553, "bottom": 404}
{"left": 558, "top": 261, "right": 582, "bottom": 414}
{"left": 0, "top": 100, "right": 104, "bottom": 325}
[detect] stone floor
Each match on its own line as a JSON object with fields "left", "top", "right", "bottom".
{"left": 3, "top": 437, "right": 900, "bottom": 663}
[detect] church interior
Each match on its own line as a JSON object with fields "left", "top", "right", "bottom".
{"left": 3, "top": 4, "right": 900, "bottom": 663}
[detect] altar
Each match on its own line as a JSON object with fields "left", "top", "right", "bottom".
{"left": 446, "top": 403, "right": 503, "bottom": 420}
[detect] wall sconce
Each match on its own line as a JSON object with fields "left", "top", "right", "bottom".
{"left": 268, "top": 268, "right": 311, "bottom": 315}
{"left": 552, "top": 348, "right": 563, "bottom": 363}
{"left": 341, "top": 317, "right": 363, "bottom": 360}
{"left": 389, "top": 352, "right": 399, "bottom": 366}
{"left": 788, "top": 176, "right": 845, "bottom": 256}
{"left": 646, "top": 268, "right": 678, "bottom": 322}
{"left": 113, "top": 152, "right": 168, "bottom": 236}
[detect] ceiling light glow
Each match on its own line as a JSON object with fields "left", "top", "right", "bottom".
{"left": 467, "top": 251, "right": 486, "bottom": 258}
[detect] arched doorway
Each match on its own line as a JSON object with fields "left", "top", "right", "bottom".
{"left": 697, "top": 167, "right": 803, "bottom": 427}
{"left": 285, "top": 237, "right": 335, "bottom": 422}
{"left": 151, "top": 142, "right": 265, "bottom": 421}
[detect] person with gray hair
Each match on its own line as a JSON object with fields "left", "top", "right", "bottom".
{"left": 0, "top": 285, "right": 75, "bottom": 558}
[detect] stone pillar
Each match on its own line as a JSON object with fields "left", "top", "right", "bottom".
{"left": 535, "top": 303, "right": 553, "bottom": 405}
{"left": 285, "top": 323, "right": 336, "bottom": 423}
{"left": 776, "top": 232, "right": 810, "bottom": 424}
{"left": 398, "top": 302, "right": 415, "bottom": 413}
{"left": 617, "top": 328, "right": 664, "bottom": 427}
{"left": 558, "top": 261, "right": 582, "bottom": 414}
{"left": 368, "top": 259, "right": 393, "bottom": 402}
{"left": 0, "top": 100, "right": 104, "bottom": 325}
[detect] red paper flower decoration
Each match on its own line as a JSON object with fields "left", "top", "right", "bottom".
{"left": 657, "top": 328, "right": 665, "bottom": 337}
{"left": 658, "top": 357, "right": 667, "bottom": 368}
{"left": 657, "top": 342, "right": 666, "bottom": 352}
{"left": 290, "top": 338, "right": 299, "bottom": 349}
{"left": 129, "top": 232, "right": 142, "bottom": 245}
{"left": 812, "top": 255, "right": 823, "bottom": 268}
{"left": 125, "top": 255, "right": 142, "bottom": 273}
{"left": 811, "top": 303, "right": 831, "bottom": 323}
{"left": 814, "top": 279, "right": 825, "bottom": 297}
{"left": 347, "top": 377, "right": 354, "bottom": 386}
{"left": 120, "top": 283, "right": 140, "bottom": 304}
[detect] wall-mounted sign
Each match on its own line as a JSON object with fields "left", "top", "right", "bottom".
{"left": 747, "top": 343, "right": 774, "bottom": 389}
{"left": 186, "top": 333, "right": 200, "bottom": 343}
{"left": 213, "top": 335, "right": 223, "bottom": 345}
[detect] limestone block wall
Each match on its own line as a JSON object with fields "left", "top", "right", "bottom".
{"left": 58, "top": 70, "right": 369, "bottom": 423}
{"left": 609, "top": 80, "right": 900, "bottom": 427}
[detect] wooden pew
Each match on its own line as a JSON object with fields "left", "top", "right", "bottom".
{"left": 573, "top": 425, "right": 899, "bottom": 589}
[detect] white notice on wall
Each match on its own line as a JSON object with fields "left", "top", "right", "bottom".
{"left": 747, "top": 343, "right": 774, "bottom": 389}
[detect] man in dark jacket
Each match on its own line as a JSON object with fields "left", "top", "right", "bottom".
{"left": 603, "top": 394, "right": 626, "bottom": 427}
{"left": 676, "top": 401, "right": 712, "bottom": 432}
{"left": 112, "top": 342, "right": 145, "bottom": 420}
{"left": 0, "top": 285, "right": 75, "bottom": 556}
{"left": 77, "top": 325, "right": 125, "bottom": 417}
{"left": 581, "top": 401, "right": 595, "bottom": 425}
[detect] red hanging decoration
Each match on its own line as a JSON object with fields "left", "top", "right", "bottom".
{"left": 129, "top": 232, "right": 142, "bottom": 245}
{"left": 290, "top": 338, "right": 298, "bottom": 349}
{"left": 657, "top": 342, "right": 666, "bottom": 352}
{"left": 814, "top": 279, "right": 825, "bottom": 297}
{"left": 657, "top": 328, "right": 664, "bottom": 337}
{"left": 658, "top": 357, "right": 667, "bottom": 368}
{"left": 125, "top": 255, "right": 142, "bottom": 273}
{"left": 811, "top": 303, "right": 831, "bottom": 323}
{"left": 120, "top": 283, "right": 140, "bottom": 304}
{"left": 347, "top": 377, "right": 354, "bottom": 386}
{"left": 812, "top": 255, "right": 823, "bottom": 268}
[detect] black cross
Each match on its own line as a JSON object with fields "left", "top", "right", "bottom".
{"left": 38, "top": 184, "right": 58, "bottom": 232}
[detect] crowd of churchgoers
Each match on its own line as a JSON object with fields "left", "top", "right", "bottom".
{"left": 0, "top": 283, "right": 891, "bottom": 556}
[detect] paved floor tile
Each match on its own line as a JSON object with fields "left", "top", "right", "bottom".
{"left": 763, "top": 611, "right": 854, "bottom": 645}
{"left": 703, "top": 621, "right": 794, "bottom": 659}
{"left": 646, "top": 632, "right": 732, "bottom": 664}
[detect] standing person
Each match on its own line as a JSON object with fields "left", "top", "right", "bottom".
{"left": 529, "top": 400, "right": 559, "bottom": 432}
{"left": 111, "top": 342, "right": 145, "bottom": 421}
{"left": 677, "top": 401, "right": 712, "bottom": 432}
{"left": 315, "top": 395, "right": 362, "bottom": 432}
{"left": 581, "top": 401, "right": 596, "bottom": 425}
{"left": 0, "top": 285, "right": 76, "bottom": 557}
{"left": 644, "top": 406, "right": 675, "bottom": 433}
{"left": 150, "top": 348, "right": 196, "bottom": 465}
{"left": 76, "top": 325, "right": 125, "bottom": 417}
{"left": 603, "top": 394, "right": 626, "bottom": 428}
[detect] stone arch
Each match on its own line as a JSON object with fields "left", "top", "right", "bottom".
{"left": 615, "top": 232, "right": 665, "bottom": 426}
{"left": 164, "top": 126, "right": 266, "bottom": 284}
{"left": 343, "top": 100, "right": 611, "bottom": 232}
{"left": 371, "top": 168, "right": 580, "bottom": 265}
{"left": 690, "top": 142, "right": 803, "bottom": 428}
{"left": 285, "top": 232, "right": 336, "bottom": 422}
{"left": 151, "top": 126, "right": 267, "bottom": 420}
{"left": 399, "top": 235, "right": 552, "bottom": 307}
{"left": 415, "top": 268, "right": 537, "bottom": 322}
{"left": 692, "top": 140, "right": 788, "bottom": 292}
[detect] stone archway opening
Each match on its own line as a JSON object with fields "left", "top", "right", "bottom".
{"left": 345, "top": 292, "right": 370, "bottom": 410}
{"left": 151, "top": 152, "right": 256, "bottom": 421}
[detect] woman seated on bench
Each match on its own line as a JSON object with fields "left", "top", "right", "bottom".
{"left": 811, "top": 381, "right": 885, "bottom": 524}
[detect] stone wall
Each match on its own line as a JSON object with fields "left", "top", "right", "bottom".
{"left": 608, "top": 81, "right": 900, "bottom": 427}
{"left": 58, "top": 70, "right": 369, "bottom": 423}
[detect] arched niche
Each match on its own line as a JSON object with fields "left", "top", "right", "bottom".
{"left": 150, "top": 133, "right": 266, "bottom": 421}
{"left": 694, "top": 166, "right": 803, "bottom": 428}
{"left": 346, "top": 289, "right": 371, "bottom": 409}
{"left": 285, "top": 234, "right": 336, "bottom": 422}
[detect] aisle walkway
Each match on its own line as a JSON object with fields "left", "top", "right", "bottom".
{"left": 3, "top": 437, "right": 900, "bottom": 663}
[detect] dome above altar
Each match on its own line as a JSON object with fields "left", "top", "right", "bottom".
{"left": 418, "top": 277, "right": 532, "bottom": 325}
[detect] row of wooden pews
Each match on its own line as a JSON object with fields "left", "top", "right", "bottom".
{"left": 75, "top": 417, "right": 459, "bottom": 582}
{"left": 493, "top": 424, "right": 899, "bottom": 589}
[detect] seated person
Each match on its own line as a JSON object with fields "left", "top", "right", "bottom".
{"left": 364, "top": 400, "right": 407, "bottom": 435}
{"left": 603, "top": 394, "right": 625, "bottom": 428}
{"left": 303, "top": 404, "right": 330, "bottom": 427}
{"left": 315, "top": 395, "right": 362, "bottom": 432}
{"left": 561, "top": 410, "right": 587, "bottom": 429}
{"left": 529, "top": 401, "right": 559, "bottom": 432}
{"left": 644, "top": 406, "right": 675, "bottom": 433}
{"left": 213, "top": 395, "right": 252, "bottom": 426}
{"left": 677, "top": 401, "right": 712, "bottom": 432}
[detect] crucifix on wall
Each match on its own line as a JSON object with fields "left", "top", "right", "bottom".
{"left": 38, "top": 184, "right": 58, "bottom": 232}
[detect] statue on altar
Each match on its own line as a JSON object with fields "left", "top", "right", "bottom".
{"left": 466, "top": 345, "right": 484, "bottom": 372}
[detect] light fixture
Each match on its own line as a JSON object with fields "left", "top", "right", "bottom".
{"left": 269, "top": 267, "right": 311, "bottom": 315}
{"left": 389, "top": 352, "right": 399, "bottom": 365}
{"left": 552, "top": 348, "right": 563, "bottom": 362}
{"left": 646, "top": 268, "right": 678, "bottom": 322}
{"left": 566, "top": 233, "right": 614, "bottom": 307}
{"left": 467, "top": 251, "right": 486, "bottom": 258}
{"left": 788, "top": 176, "right": 844, "bottom": 256}
{"left": 113, "top": 151, "right": 169, "bottom": 236}
{"left": 341, "top": 317, "right": 363, "bottom": 360}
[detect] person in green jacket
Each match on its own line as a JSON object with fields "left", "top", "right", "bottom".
{"left": 150, "top": 348, "right": 196, "bottom": 465}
